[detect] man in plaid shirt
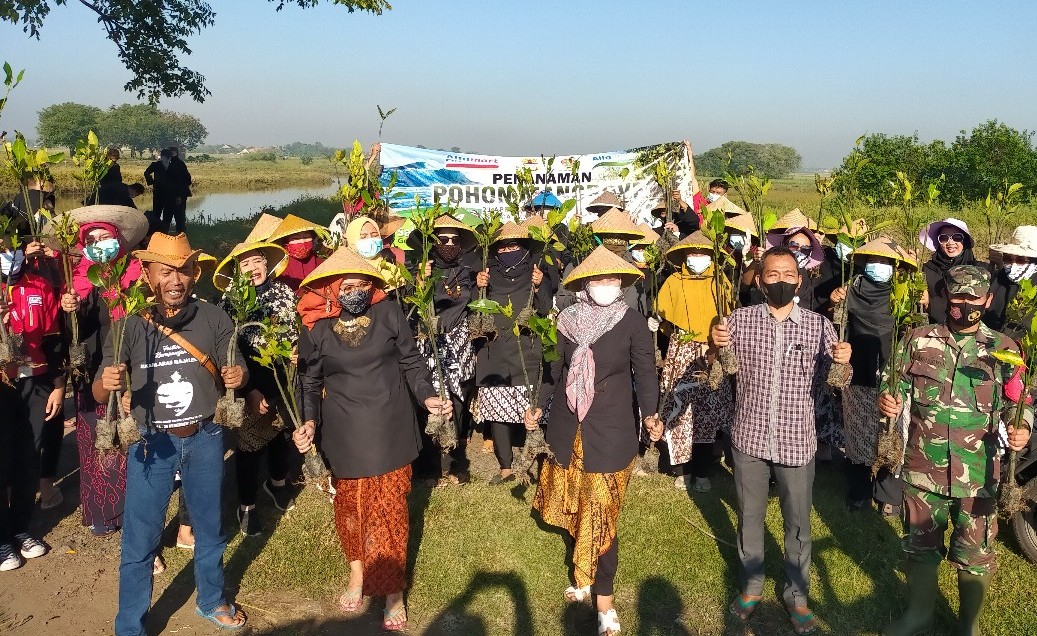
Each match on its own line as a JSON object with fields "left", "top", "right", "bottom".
{"left": 712, "top": 246, "right": 851, "bottom": 635}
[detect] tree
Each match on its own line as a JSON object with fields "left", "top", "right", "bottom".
{"left": 95, "top": 103, "right": 207, "bottom": 157}
{"left": 164, "top": 111, "right": 207, "bottom": 151}
{"left": 36, "top": 102, "right": 103, "bottom": 153}
{"left": 945, "top": 120, "right": 1037, "bottom": 203}
{"left": 3, "top": 1, "right": 391, "bottom": 103}
{"left": 832, "top": 133, "right": 949, "bottom": 204}
{"left": 696, "top": 141, "right": 802, "bottom": 179}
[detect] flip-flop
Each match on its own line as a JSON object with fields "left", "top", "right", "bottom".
{"left": 195, "top": 604, "right": 247, "bottom": 631}
{"left": 338, "top": 587, "right": 363, "bottom": 614}
{"left": 729, "top": 594, "right": 762, "bottom": 620}
{"left": 787, "top": 605, "right": 818, "bottom": 635}
{"left": 382, "top": 604, "right": 407, "bottom": 632}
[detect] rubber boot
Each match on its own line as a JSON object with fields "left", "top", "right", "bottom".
{"left": 882, "top": 560, "right": 939, "bottom": 636}
{"left": 956, "top": 571, "right": 991, "bottom": 636}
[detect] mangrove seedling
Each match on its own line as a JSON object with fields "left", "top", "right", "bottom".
{"left": 215, "top": 258, "right": 265, "bottom": 428}
{"left": 72, "top": 130, "right": 114, "bottom": 204}
{"left": 699, "top": 206, "right": 739, "bottom": 385}
{"left": 49, "top": 211, "right": 87, "bottom": 372}
{"left": 467, "top": 209, "right": 504, "bottom": 340}
{"left": 1, "top": 131, "right": 64, "bottom": 239}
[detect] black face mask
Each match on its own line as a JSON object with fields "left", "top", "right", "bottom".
{"left": 948, "top": 300, "right": 984, "bottom": 329}
{"left": 497, "top": 248, "right": 528, "bottom": 268}
{"left": 762, "top": 280, "right": 798, "bottom": 307}
{"left": 434, "top": 243, "right": 461, "bottom": 263}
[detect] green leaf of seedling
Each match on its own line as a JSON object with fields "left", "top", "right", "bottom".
{"left": 543, "top": 254, "right": 554, "bottom": 266}
{"left": 86, "top": 263, "right": 104, "bottom": 288}
{"left": 468, "top": 298, "right": 503, "bottom": 314}
{"left": 992, "top": 350, "right": 1026, "bottom": 368}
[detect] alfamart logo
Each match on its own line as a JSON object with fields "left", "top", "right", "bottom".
{"left": 445, "top": 154, "right": 499, "bottom": 169}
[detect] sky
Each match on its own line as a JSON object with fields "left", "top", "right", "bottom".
{"left": 2, "top": 1, "right": 1036, "bottom": 170}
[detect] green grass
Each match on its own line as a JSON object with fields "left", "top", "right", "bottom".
{"left": 157, "top": 456, "right": 1037, "bottom": 636}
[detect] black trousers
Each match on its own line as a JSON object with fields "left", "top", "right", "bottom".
{"left": 665, "top": 443, "right": 715, "bottom": 479}
{"left": 156, "top": 198, "right": 187, "bottom": 234}
{"left": 0, "top": 377, "right": 55, "bottom": 542}
{"left": 490, "top": 421, "right": 526, "bottom": 471}
{"left": 564, "top": 534, "right": 619, "bottom": 596}
{"left": 236, "top": 431, "right": 292, "bottom": 506}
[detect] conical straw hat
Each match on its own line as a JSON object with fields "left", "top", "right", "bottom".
{"left": 245, "top": 213, "right": 283, "bottom": 243}
{"left": 591, "top": 208, "right": 643, "bottom": 239}
{"left": 213, "top": 242, "right": 289, "bottom": 291}
{"left": 380, "top": 214, "right": 407, "bottom": 238}
{"left": 491, "top": 221, "right": 531, "bottom": 244}
{"left": 853, "top": 235, "right": 918, "bottom": 270}
{"left": 725, "top": 213, "right": 757, "bottom": 237}
{"left": 771, "top": 208, "right": 818, "bottom": 232}
{"left": 267, "top": 213, "right": 322, "bottom": 243}
{"left": 705, "top": 195, "right": 746, "bottom": 217}
{"left": 587, "top": 190, "right": 624, "bottom": 210}
{"left": 562, "top": 245, "right": 643, "bottom": 291}
{"left": 197, "top": 253, "right": 217, "bottom": 282}
{"left": 665, "top": 230, "right": 713, "bottom": 266}
{"left": 301, "top": 245, "right": 386, "bottom": 289}
{"left": 44, "top": 205, "right": 148, "bottom": 250}
{"left": 520, "top": 215, "right": 547, "bottom": 230}
{"left": 632, "top": 223, "right": 660, "bottom": 246}
{"left": 433, "top": 213, "right": 477, "bottom": 251}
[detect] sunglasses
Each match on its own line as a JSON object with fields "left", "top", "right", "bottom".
{"left": 341, "top": 281, "right": 373, "bottom": 294}
{"left": 436, "top": 235, "right": 460, "bottom": 245}
{"left": 786, "top": 240, "right": 812, "bottom": 255}
{"left": 938, "top": 233, "right": 965, "bottom": 244}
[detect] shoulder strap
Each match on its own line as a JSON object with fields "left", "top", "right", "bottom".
{"left": 141, "top": 311, "right": 221, "bottom": 382}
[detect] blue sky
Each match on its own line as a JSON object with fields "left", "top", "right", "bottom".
{"left": 2, "top": 1, "right": 1035, "bottom": 170}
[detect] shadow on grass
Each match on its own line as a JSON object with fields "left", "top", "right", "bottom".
{"left": 635, "top": 576, "right": 692, "bottom": 636}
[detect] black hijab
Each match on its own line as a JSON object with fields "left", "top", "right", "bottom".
{"left": 846, "top": 274, "right": 895, "bottom": 388}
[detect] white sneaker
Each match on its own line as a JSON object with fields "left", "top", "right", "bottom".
{"left": 692, "top": 477, "right": 712, "bottom": 493}
{"left": 0, "top": 544, "right": 24, "bottom": 571}
{"left": 674, "top": 475, "right": 690, "bottom": 491}
{"left": 14, "top": 533, "right": 47, "bottom": 559}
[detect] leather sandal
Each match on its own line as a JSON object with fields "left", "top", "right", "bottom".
{"left": 564, "top": 585, "right": 591, "bottom": 603}
{"left": 597, "top": 608, "right": 621, "bottom": 635}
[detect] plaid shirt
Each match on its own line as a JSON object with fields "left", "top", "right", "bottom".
{"left": 727, "top": 302, "right": 842, "bottom": 466}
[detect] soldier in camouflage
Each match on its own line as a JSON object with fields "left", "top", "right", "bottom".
{"left": 878, "top": 265, "right": 1032, "bottom": 636}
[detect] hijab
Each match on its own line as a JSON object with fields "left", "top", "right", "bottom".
{"left": 846, "top": 273, "right": 895, "bottom": 387}
{"left": 656, "top": 263, "right": 718, "bottom": 342}
{"left": 345, "top": 216, "right": 404, "bottom": 290}
{"left": 72, "top": 221, "right": 142, "bottom": 305}
{"left": 556, "top": 288, "right": 629, "bottom": 421}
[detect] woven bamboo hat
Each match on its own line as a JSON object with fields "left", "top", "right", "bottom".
{"left": 45, "top": 205, "right": 148, "bottom": 249}
{"left": 380, "top": 214, "right": 407, "bottom": 238}
{"left": 854, "top": 235, "right": 918, "bottom": 270}
{"left": 300, "top": 245, "right": 386, "bottom": 289}
{"left": 587, "top": 190, "right": 624, "bottom": 211}
{"left": 268, "top": 213, "right": 322, "bottom": 244}
{"left": 433, "top": 214, "right": 477, "bottom": 251}
{"left": 491, "top": 221, "right": 531, "bottom": 245}
{"left": 244, "top": 213, "right": 283, "bottom": 243}
{"left": 705, "top": 195, "right": 747, "bottom": 217}
{"left": 197, "top": 253, "right": 218, "bottom": 281}
{"left": 213, "top": 242, "right": 289, "bottom": 291}
{"left": 771, "top": 208, "right": 818, "bottom": 233}
{"left": 562, "top": 245, "right": 643, "bottom": 291}
{"left": 664, "top": 230, "right": 713, "bottom": 266}
{"left": 591, "top": 208, "right": 644, "bottom": 240}
{"left": 725, "top": 213, "right": 757, "bottom": 237}
{"left": 132, "top": 232, "right": 204, "bottom": 268}
{"left": 632, "top": 223, "right": 660, "bottom": 246}
{"left": 520, "top": 215, "right": 547, "bottom": 230}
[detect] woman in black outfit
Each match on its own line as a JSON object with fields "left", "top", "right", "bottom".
{"left": 919, "top": 218, "right": 985, "bottom": 324}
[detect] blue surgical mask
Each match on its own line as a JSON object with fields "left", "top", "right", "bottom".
{"left": 728, "top": 234, "right": 746, "bottom": 250}
{"left": 863, "top": 262, "right": 894, "bottom": 283}
{"left": 84, "top": 238, "right": 121, "bottom": 264}
{"left": 834, "top": 242, "right": 853, "bottom": 262}
{"left": 355, "top": 237, "right": 383, "bottom": 259}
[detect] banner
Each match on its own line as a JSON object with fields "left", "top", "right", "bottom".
{"left": 378, "top": 141, "right": 698, "bottom": 226}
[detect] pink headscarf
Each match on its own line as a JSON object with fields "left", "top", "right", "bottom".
{"left": 72, "top": 222, "right": 142, "bottom": 316}
{"left": 556, "top": 290, "right": 629, "bottom": 421}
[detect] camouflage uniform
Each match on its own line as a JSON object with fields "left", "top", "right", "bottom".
{"left": 886, "top": 266, "right": 1030, "bottom": 576}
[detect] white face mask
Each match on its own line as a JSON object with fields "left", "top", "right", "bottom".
{"left": 794, "top": 251, "right": 810, "bottom": 267}
{"left": 706, "top": 192, "right": 720, "bottom": 203}
{"left": 728, "top": 234, "right": 746, "bottom": 250}
{"left": 0, "top": 250, "right": 25, "bottom": 277}
{"left": 834, "top": 242, "right": 853, "bottom": 262}
{"left": 630, "top": 249, "right": 645, "bottom": 264}
{"left": 863, "top": 262, "right": 894, "bottom": 284}
{"left": 685, "top": 254, "right": 711, "bottom": 274}
{"left": 587, "top": 284, "right": 622, "bottom": 306}
{"left": 1006, "top": 262, "right": 1037, "bottom": 283}
{"left": 355, "top": 236, "right": 383, "bottom": 259}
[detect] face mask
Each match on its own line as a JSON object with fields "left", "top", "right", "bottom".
{"left": 0, "top": 250, "right": 25, "bottom": 277}
{"left": 587, "top": 284, "right": 622, "bottom": 306}
{"left": 434, "top": 243, "right": 461, "bottom": 263}
{"left": 793, "top": 251, "right": 810, "bottom": 267}
{"left": 1005, "top": 262, "right": 1036, "bottom": 283}
{"left": 650, "top": 216, "right": 663, "bottom": 229}
{"left": 84, "top": 238, "right": 121, "bottom": 264}
{"left": 948, "top": 300, "right": 984, "bottom": 329}
{"left": 834, "top": 242, "right": 853, "bottom": 262}
{"left": 685, "top": 254, "right": 711, "bottom": 275}
{"left": 630, "top": 249, "right": 645, "bottom": 264}
{"left": 762, "top": 280, "right": 798, "bottom": 307}
{"left": 355, "top": 236, "right": 383, "bottom": 259}
{"left": 706, "top": 192, "right": 720, "bottom": 203}
{"left": 497, "top": 248, "right": 527, "bottom": 268}
{"left": 728, "top": 234, "right": 746, "bottom": 250}
{"left": 284, "top": 239, "right": 314, "bottom": 260}
{"left": 339, "top": 287, "right": 373, "bottom": 315}
{"left": 161, "top": 158, "right": 171, "bottom": 168}
{"left": 863, "top": 262, "right": 894, "bottom": 284}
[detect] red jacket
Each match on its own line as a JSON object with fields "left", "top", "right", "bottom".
{"left": 3, "top": 271, "right": 61, "bottom": 378}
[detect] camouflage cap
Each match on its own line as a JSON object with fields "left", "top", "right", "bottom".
{"left": 944, "top": 264, "right": 991, "bottom": 298}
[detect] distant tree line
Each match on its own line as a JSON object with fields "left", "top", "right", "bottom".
{"left": 833, "top": 119, "right": 1037, "bottom": 205}
{"left": 36, "top": 102, "right": 207, "bottom": 157}
{"left": 695, "top": 141, "right": 803, "bottom": 179}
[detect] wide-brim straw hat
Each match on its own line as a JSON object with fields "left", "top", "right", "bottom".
{"left": 853, "top": 235, "right": 918, "bottom": 270}
{"left": 562, "top": 245, "right": 643, "bottom": 291}
{"left": 267, "top": 213, "right": 322, "bottom": 244}
{"left": 665, "top": 230, "right": 713, "bottom": 266}
{"left": 705, "top": 195, "right": 747, "bottom": 217}
{"left": 132, "top": 232, "right": 204, "bottom": 268}
{"left": 197, "top": 253, "right": 218, "bottom": 281}
{"left": 771, "top": 208, "right": 818, "bottom": 233}
{"left": 633, "top": 223, "right": 660, "bottom": 246}
{"left": 591, "top": 208, "right": 644, "bottom": 240}
{"left": 213, "top": 242, "right": 289, "bottom": 291}
{"left": 44, "top": 205, "right": 148, "bottom": 250}
{"left": 244, "top": 213, "right": 283, "bottom": 244}
{"left": 725, "top": 213, "right": 757, "bottom": 237}
{"left": 766, "top": 226, "right": 824, "bottom": 270}
{"left": 587, "top": 190, "right": 624, "bottom": 210}
{"left": 491, "top": 221, "right": 532, "bottom": 245}
{"left": 300, "top": 245, "right": 386, "bottom": 289}
{"left": 433, "top": 214, "right": 477, "bottom": 251}
{"left": 520, "top": 214, "right": 547, "bottom": 230}
{"left": 921, "top": 218, "right": 972, "bottom": 251}
{"left": 990, "top": 225, "right": 1037, "bottom": 259}
{"left": 838, "top": 219, "right": 870, "bottom": 239}
{"left": 380, "top": 214, "right": 407, "bottom": 238}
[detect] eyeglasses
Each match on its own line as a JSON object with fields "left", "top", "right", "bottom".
{"left": 938, "top": 233, "right": 965, "bottom": 244}
{"left": 340, "top": 281, "right": 373, "bottom": 294}
{"left": 786, "top": 240, "right": 812, "bottom": 255}
{"left": 436, "top": 235, "right": 459, "bottom": 245}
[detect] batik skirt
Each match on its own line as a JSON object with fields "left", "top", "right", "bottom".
{"left": 75, "top": 389, "right": 126, "bottom": 530}
{"left": 659, "top": 340, "right": 734, "bottom": 465}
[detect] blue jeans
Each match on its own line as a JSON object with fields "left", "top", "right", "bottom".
{"left": 115, "top": 420, "right": 228, "bottom": 636}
